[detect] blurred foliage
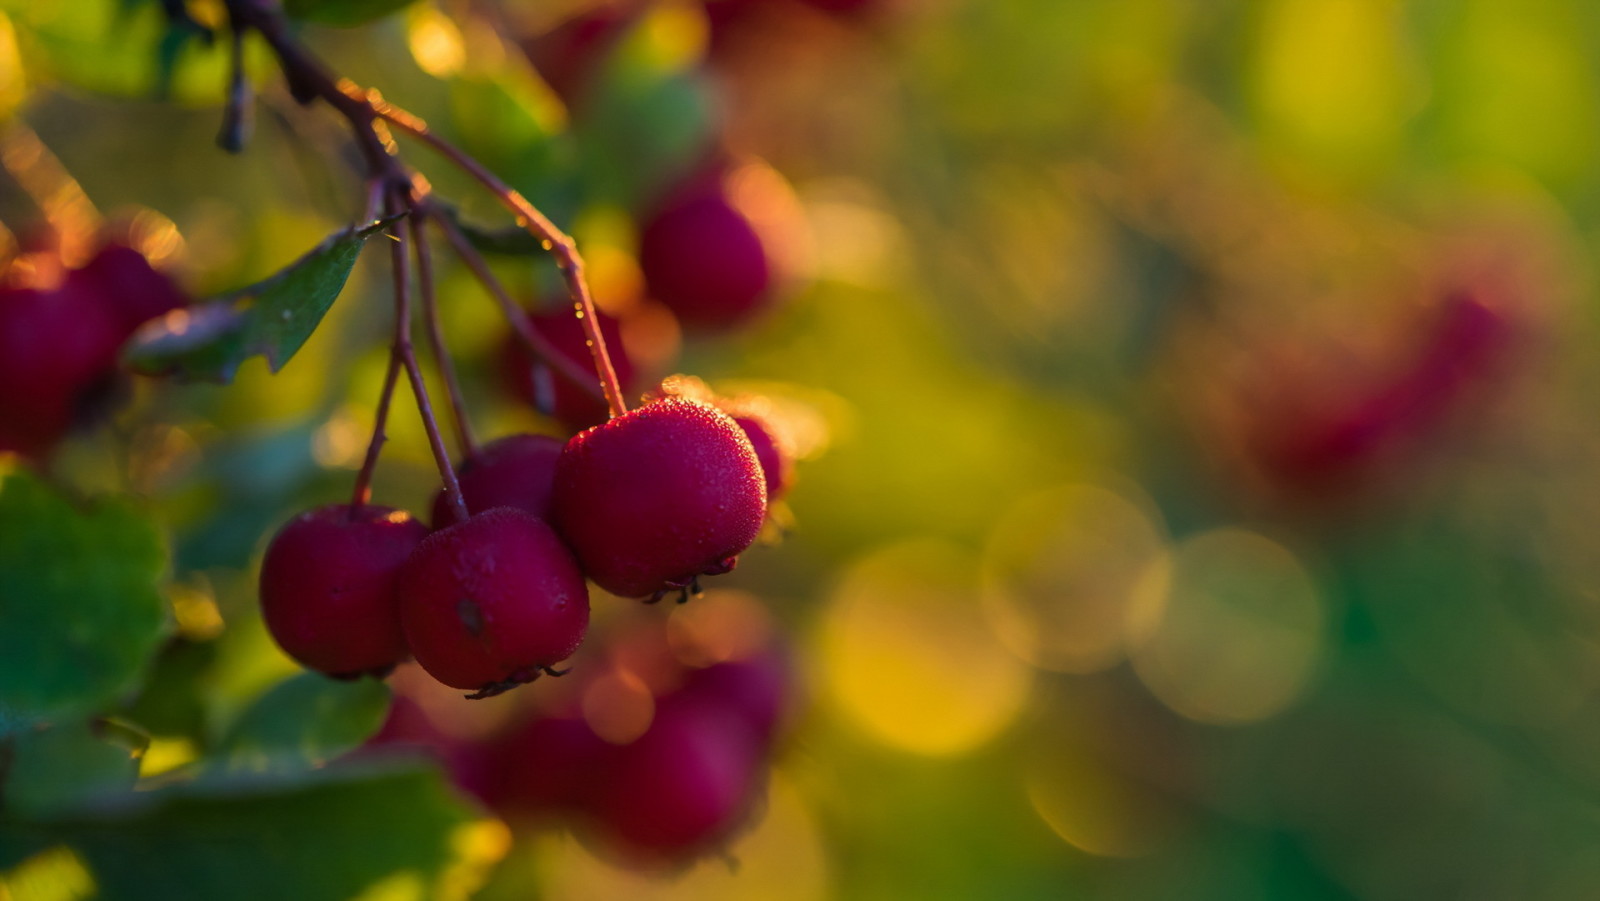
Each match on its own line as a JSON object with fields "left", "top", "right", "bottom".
{"left": 7, "top": 0, "right": 1600, "bottom": 899}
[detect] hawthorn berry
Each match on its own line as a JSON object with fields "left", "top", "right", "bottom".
{"left": 398, "top": 507, "right": 590, "bottom": 697}
{"left": 731, "top": 414, "right": 794, "bottom": 501}
{"left": 68, "top": 242, "right": 189, "bottom": 338}
{"left": 588, "top": 693, "right": 765, "bottom": 862}
{"left": 479, "top": 712, "right": 617, "bottom": 820}
{"left": 258, "top": 504, "right": 429, "bottom": 679}
{"left": 0, "top": 281, "right": 125, "bottom": 458}
{"left": 677, "top": 644, "right": 795, "bottom": 748}
{"left": 552, "top": 396, "right": 767, "bottom": 599}
{"left": 429, "top": 433, "right": 564, "bottom": 529}
{"left": 500, "top": 306, "right": 638, "bottom": 430}
{"left": 637, "top": 176, "right": 777, "bottom": 331}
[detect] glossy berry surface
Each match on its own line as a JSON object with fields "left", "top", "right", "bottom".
{"left": 552, "top": 397, "right": 767, "bottom": 599}
{"left": 637, "top": 185, "right": 774, "bottom": 331}
{"left": 500, "top": 307, "right": 637, "bottom": 429}
{"left": 430, "top": 433, "right": 564, "bottom": 530}
{"left": 399, "top": 507, "right": 590, "bottom": 696}
{"left": 259, "top": 504, "right": 429, "bottom": 678}
{"left": 0, "top": 282, "right": 125, "bottom": 458}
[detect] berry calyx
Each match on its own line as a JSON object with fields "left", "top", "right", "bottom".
{"left": 429, "top": 433, "right": 564, "bottom": 530}
{"left": 398, "top": 507, "right": 590, "bottom": 697}
{"left": 259, "top": 504, "right": 429, "bottom": 679}
{"left": 552, "top": 396, "right": 767, "bottom": 599}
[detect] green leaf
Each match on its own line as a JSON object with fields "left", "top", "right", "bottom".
{"left": 124, "top": 216, "right": 401, "bottom": 383}
{"left": 218, "top": 673, "right": 391, "bottom": 773}
{"left": 0, "top": 473, "right": 169, "bottom": 731}
{"left": 3, "top": 762, "right": 494, "bottom": 901}
{"left": 433, "top": 204, "right": 551, "bottom": 258}
{"left": 282, "top": 0, "right": 419, "bottom": 27}
{"left": 3, "top": 720, "right": 144, "bottom": 819}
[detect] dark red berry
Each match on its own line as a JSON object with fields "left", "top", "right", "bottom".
{"left": 430, "top": 433, "right": 564, "bottom": 530}
{"left": 588, "top": 694, "right": 764, "bottom": 861}
{"left": 358, "top": 694, "right": 495, "bottom": 803}
{"left": 0, "top": 282, "right": 125, "bottom": 458}
{"left": 731, "top": 414, "right": 793, "bottom": 501}
{"left": 521, "top": 4, "right": 638, "bottom": 108}
{"left": 678, "top": 645, "right": 795, "bottom": 749}
{"left": 552, "top": 397, "right": 767, "bottom": 599}
{"left": 68, "top": 242, "right": 189, "bottom": 338}
{"left": 500, "top": 307, "right": 638, "bottom": 430}
{"left": 480, "top": 712, "right": 617, "bottom": 819}
{"left": 398, "top": 507, "right": 590, "bottom": 697}
{"left": 259, "top": 504, "right": 429, "bottom": 678}
{"left": 637, "top": 179, "right": 775, "bottom": 331}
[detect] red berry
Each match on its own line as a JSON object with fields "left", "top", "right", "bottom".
{"left": 0, "top": 282, "right": 125, "bottom": 458}
{"left": 499, "top": 307, "right": 638, "bottom": 430}
{"left": 521, "top": 4, "right": 637, "bottom": 108}
{"left": 259, "top": 504, "right": 429, "bottom": 679}
{"left": 678, "top": 645, "right": 795, "bottom": 748}
{"left": 638, "top": 184, "right": 776, "bottom": 331}
{"left": 398, "top": 507, "right": 590, "bottom": 697}
{"left": 68, "top": 242, "right": 189, "bottom": 338}
{"left": 589, "top": 694, "right": 764, "bottom": 861}
{"left": 731, "top": 414, "right": 793, "bottom": 501}
{"left": 480, "top": 713, "right": 617, "bottom": 819}
{"left": 552, "top": 397, "right": 767, "bottom": 599}
{"left": 430, "top": 433, "right": 564, "bottom": 530}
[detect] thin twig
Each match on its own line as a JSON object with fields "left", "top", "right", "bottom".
{"left": 430, "top": 209, "right": 606, "bottom": 403}
{"left": 411, "top": 205, "right": 477, "bottom": 458}
{"left": 387, "top": 187, "right": 469, "bottom": 524}
{"left": 348, "top": 351, "right": 401, "bottom": 514}
{"left": 366, "top": 98, "right": 627, "bottom": 418}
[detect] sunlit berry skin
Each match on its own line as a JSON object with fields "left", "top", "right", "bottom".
{"left": 552, "top": 397, "right": 767, "bottom": 599}
{"left": 731, "top": 415, "right": 792, "bottom": 501}
{"left": 430, "top": 433, "right": 564, "bottom": 530}
{"left": 589, "top": 694, "right": 764, "bottom": 861}
{"left": 637, "top": 186, "right": 774, "bottom": 331}
{"left": 68, "top": 242, "right": 189, "bottom": 338}
{"left": 0, "top": 283, "right": 126, "bottom": 458}
{"left": 398, "top": 507, "right": 590, "bottom": 696}
{"left": 500, "top": 307, "right": 637, "bottom": 430}
{"left": 259, "top": 504, "right": 429, "bottom": 678}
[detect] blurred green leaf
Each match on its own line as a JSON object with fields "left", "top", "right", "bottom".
{"left": 3, "top": 720, "right": 143, "bottom": 819}
{"left": 283, "top": 0, "right": 418, "bottom": 28}
{"left": 124, "top": 215, "right": 401, "bottom": 383}
{"left": 218, "top": 673, "right": 391, "bottom": 773}
{"left": 0, "top": 473, "right": 168, "bottom": 732}
{"left": 576, "top": 49, "right": 715, "bottom": 210}
{"left": 2, "top": 762, "right": 489, "bottom": 901}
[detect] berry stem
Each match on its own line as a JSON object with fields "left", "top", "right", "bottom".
{"left": 368, "top": 101, "right": 628, "bottom": 418}
{"left": 430, "top": 209, "right": 607, "bottom": 404}
{"left": 386, "top": 187, "right": 470, "bottom": 524}
{"left": 349, "top": 350, "right": 401, "bottom": 514}
{"left": 411, "top": 205, "right": 477, "bottom": 458}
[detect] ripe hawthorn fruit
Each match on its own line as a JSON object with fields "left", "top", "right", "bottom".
{"left": 636, "top": 178, "right": 777, "bottom": 331}
{"left": 588, "top": 693, "right": 765, "bottom": 862}
{"left": 479, "top": 711, "right": 618, "bottom": 820}
{"left": 730, "top": 413, "right": 793, "bottom": 501}
{"left": 552, "top": 396, "right": 767, "bottom": 600}
{"left": 429, "top": 433, "right": 564, "bottom": 529}
{"left": 398, "top": 507, "right": 590, "bottom": 697}
{"left": 677, "top": 643, "right": 795, "bottom": 748}
{"left": 258, "top": 504, "right": 429, "bottom": 679}
{"left": 69, "top": 242, "right": 189, "bottom": 338}
{"left": 500, "top": 306, "right": 638, "bottom": 430}
{"left": 0, "top": 281, "right": 125, "bottom": 458}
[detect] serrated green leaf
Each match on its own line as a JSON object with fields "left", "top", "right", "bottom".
{"left": 4, "top": 720, "right": 143, "bottom": 819}
{"left": 3, "top": 762, "right": 493, "bottom": 901}
{"left": 0, "top": 473, "right": 169, "bottom": 730}
{"left": 124, "top": 216, "right": 400, "bottom": 383}
{"left": 218, "top": 673, "right": 391, "bottom": 774}
{"left": 283, "top": 0, "right": 419, "bottom": 27}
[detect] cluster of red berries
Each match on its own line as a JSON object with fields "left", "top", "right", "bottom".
{"left": 260, "top": 389, "right": 795, "bottom": 697}
{"left": 366, "top": 603, "right": 795, "bottom": 864}
{"left": 0, "top": 236, "right": 189, "bottom": 458}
